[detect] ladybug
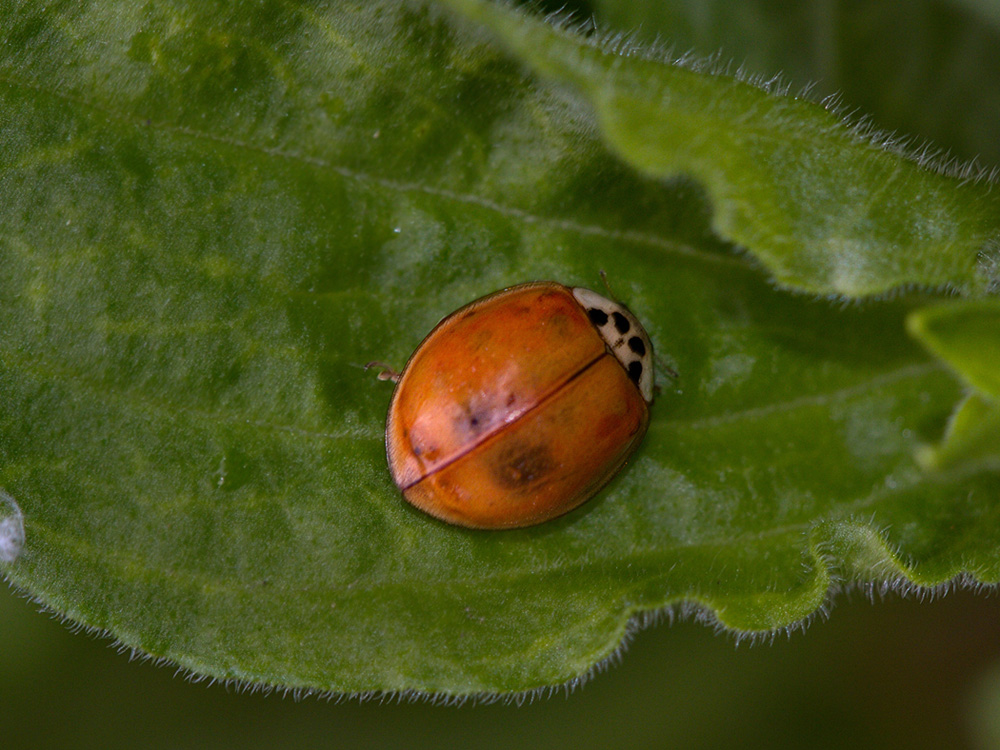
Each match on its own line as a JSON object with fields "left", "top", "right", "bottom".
{"left": 376, "top": 281, "right": 655, "bottom": 529}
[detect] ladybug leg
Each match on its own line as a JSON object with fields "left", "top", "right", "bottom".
{"left": 365, "top": 361, "right": 401, "bottom": 383}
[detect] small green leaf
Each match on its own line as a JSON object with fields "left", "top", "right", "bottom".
{"left": 916, "top": 393, "right": 1000, "bottom": 473}
{"left": 908, "top": 299, "right": 1000, "bottom": 399}
{"left": 908, "top": 299, "right": 1000, "bottom": 472}
{"left": 1, "top": 0, "right": 999, "bottom": 698}
{"left": 442, "top": 0, "right": 1000, "bottom": 297}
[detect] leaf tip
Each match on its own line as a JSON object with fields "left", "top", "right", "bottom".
{"left": 904, "top": 308, "right": 930, "bottom": 342}
{"left": 914, "top": 443, "right": 944, "bottom": 473}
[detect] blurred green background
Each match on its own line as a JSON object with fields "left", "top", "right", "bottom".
{"left": 4, "top": 580, "right": 1000, "bottom": 749}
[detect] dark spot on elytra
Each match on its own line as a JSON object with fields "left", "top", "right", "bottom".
{"left": 506, "top": 393, "right": 517, "bottom": 406}
{"left": 612, "top": 312, "right": 630, "bottom": 334}
{"left": 628, "top": 336, "right": 646, "bottom": 356}
{"left": 407, "top": 433, "right": 439, "bottom": 461}
{"left": 457, "top": 400, "right": 492, "bottom": 437}
{"left": 464, "top": 412, "right": 487, "bottom": 435}
{"left": 491, "top": 443, "right": 554, "bottom": 490}
{"left": 587, "top": 308, "right": 609, "bottom": 327}
{"left": 628, "top": 361, "right": 643, "bottom": 384}
{"left": 404, "top": 428, "right": 424, "bottom": 457}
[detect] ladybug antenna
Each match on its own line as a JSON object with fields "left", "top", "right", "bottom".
{"left": 598, "top": 269, "right": 619, "bottom": 301}
{"left": 364, "top": 361, "right": 401, "bottom": 383}
{"left": 654, "top": 355, "right": 679, "bottom": 382}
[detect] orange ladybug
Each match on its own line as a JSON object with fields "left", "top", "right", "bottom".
{"left": 380, "top": 281, "right": 654, "bottom": 529}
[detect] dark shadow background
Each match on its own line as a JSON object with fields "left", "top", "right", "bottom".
{"left": 4, "top": 581, "right": 1000, "bottom": 749}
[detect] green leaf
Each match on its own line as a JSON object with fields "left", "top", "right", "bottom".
{"left": 1, "top": 0, "right": 999, "bottom": 697}
{"left": 588, "top": 0, "right": 1000, "bottom": 167}
{"left": 908, "top": 299, "right": 1000, "bottom": 399}
{"left": 915, "top": 393, "right": 1000, "bottom": 473}
{"left": 908, "top": 299, "right": 1000, "bottom": 471}
{"left": 443, "top": 0, "right": 1000, "bottom": 297}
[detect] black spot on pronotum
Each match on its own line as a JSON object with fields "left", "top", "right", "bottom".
{"left": 491, "top": 444, "right": 554, "bottom": 490}
{"left": 627, "top": 336, "right": 646, "bottom": 356}
{"left": 627, "top": 361, "right": 643, "bottom": 384}
{"left": 612, "top": 312, "right": 630, "bottom": 334}
{"left": 587, "top": 308, "right": 609, "bottom": 327}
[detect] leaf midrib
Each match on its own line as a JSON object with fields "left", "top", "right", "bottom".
{"left": 0, "top": 69, "right": 745, "bottom": 268}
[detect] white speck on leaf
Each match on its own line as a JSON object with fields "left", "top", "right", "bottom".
{"left": 215, "top": 457, "right": 227, "bottom": 488}
{"left": 0, "top": 489, "right": 25, "bottom": 563}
